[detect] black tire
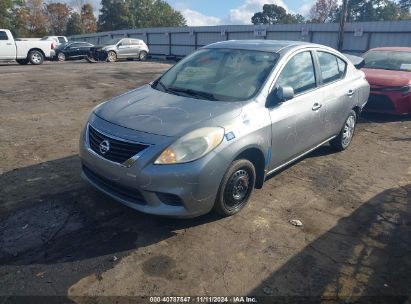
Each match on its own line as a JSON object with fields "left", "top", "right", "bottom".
{"left": 213, "top": 159, "right": 256, "bottom": 217}
{"left": 16, "top": 59, "right": 29, "bottom": 65}
{"left": 28, "top": 50, "right": 44, "bottom": 65}
{"left": 139, "top": 51, "right": 148, "bottom": 61}
{"left": 330, "top": 110, "right": 357, "bottom": 151}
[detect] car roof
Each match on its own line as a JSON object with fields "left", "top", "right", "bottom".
{"left": 205, "top": 40, "right": 319, "bottom": 53}
{"left": 368, "top": 47, "right": 411, "bottom": 52}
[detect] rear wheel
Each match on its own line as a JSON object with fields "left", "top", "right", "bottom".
{"left": 213, "top": 159, "right": 256, "bottom": 216}
{"left": 330, "top": 110, "right": 357, "bottom": 151}
{"left": 139, "top": 51, "right": 148, "bottom": 61}
{"left": 107, "top": 51, "right": 117, "bottom": 62}
{"left": 28, "top": 50, "right": 44, "bottom": 65}
{"left": 16, "top": 59, "right": 29, "bottom": 65}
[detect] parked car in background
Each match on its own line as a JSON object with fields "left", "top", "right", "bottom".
{"left": 0, "top": 29, "right": 53, "bottom": 65}
{"left": 41, "top": 35, "right": 68, "bottom": 46}
{"left": 80, "top": 40, "right": 369, "bottom": 218}
{"left": 55, "top": 41, "right": 94, "bottom": 61}
{"left": 88, "top": 38, "right": 149, "bottom": 62}
{"left": 362, "top": 47, "right": 411, "bottom": 115}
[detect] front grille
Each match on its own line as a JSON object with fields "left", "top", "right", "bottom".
{"left": 88, "top": 125, "right": 149, "bottom": 164}
{"left": 365, "top": 94, "right": 396, "bottom": 113}
{"left": 82, "top": 164, "right": 146, "bottom": 205}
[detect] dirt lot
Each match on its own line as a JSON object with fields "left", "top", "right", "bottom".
{"left": 0, "top": 60, "right": 411, "bottom": 302}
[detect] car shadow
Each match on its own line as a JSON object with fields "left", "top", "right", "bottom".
{"left": 0, "top": 155, "right": 220, "bottom": 293}
{"left": 249, "top": 183, "right": 411, "bottom": 302}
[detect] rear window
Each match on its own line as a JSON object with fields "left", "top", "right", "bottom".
{"left": 317, "top": 51, "right": 345, "bottom": 84}
{"left": 58, "top": 37, "right": 66, "bottom": 43}
{"left": 0, "top": 31, "right": 9, "bottom": 40}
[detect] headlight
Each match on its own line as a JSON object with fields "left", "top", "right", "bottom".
{"left": 155, "top": 127, "right": 224, "bottom": 164}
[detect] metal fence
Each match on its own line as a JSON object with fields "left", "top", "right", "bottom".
{"left": 70, "top": 20, "right": 411, "bottom": 57}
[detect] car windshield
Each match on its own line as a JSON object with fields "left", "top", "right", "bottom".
{"left": 363, "top": 50, "right": 411, "bottom": 72}
{"left": 105, "top": 38, "right": 122, "bottom": 45}
{"left": 153, "top": 48, "right": 278, "bottom": 101}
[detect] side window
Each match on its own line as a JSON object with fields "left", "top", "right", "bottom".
{"left": 337, "top": 57, "right": 347, "bottom": 76}
{"left": 58, "top": 37, "right": 66, "bottom": 43}
{"left": 0, "top": 31, "right": 9, "bottom": 40}
{"left": 276, "top": 51, "right": 316, "bottom": 95}
{"left": 317, "top": 51, "right": 344, "bottom": 84}
{"left": 121, "top": 39, "right": 131, "bottom": 46}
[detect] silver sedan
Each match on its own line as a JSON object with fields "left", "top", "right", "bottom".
{"left": 79, "top": 40, "right": 370, "bottom": 218}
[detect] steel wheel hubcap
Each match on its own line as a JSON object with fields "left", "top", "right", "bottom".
{"left": 342, "top": 115, "right": 355, "bottom": 146}
{"left": 224, "top": 169, "right": 250, "bottom": 208}
{"left": 108, "top": 52, "right": 116, "bottom": 61}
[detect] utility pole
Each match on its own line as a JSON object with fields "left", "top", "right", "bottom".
{"left": 337, "top": 0, "right": 348, "bottom": 51}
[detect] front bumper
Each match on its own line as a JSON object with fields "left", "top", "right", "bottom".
{"left": 364, "top": 90, "right": 411, "bottom": 115}
{"left": 79, "top": 116, "right": 229, "bottom": 218}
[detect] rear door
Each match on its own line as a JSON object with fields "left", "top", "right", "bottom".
{"left": 268, "top": 50, "right": 325, "bottom": 169}
{"left": 130, "top": 39, "right": 142, "bottom": 57}
{"left": 0, "top": 30, "right": 16, "bottom": 60}
{"left": 313, "top": 51, "right": 352, "bottom": 138}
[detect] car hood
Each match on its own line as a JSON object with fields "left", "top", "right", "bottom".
{"left": 93, "top": 85, "right": 243, "bottom": 137}
{"left": 362, "top": 68, "right": 411, "bottom": 87}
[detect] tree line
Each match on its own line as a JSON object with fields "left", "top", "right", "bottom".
{"left": 252, "top": 0, "right": 411, "bottom": 25}
{"left": 0, "top": 0, "right": 186, "bottom": 38}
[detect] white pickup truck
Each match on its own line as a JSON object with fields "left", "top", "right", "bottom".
{"left": 0, "top": 29, "right": 54, "bottom": 65}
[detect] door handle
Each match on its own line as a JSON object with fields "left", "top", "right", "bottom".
{"left": 312, "top": 103, "right": 322, "bottom": 111}
{"left": 347, "top": 89, "right": 354, "bottom": 96}
{"left": 6, "top": 43, "right": 12, "bottom": 45}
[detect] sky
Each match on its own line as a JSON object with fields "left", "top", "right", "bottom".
{"left": 71, "top": 0, "right": 314, "bottom": 26}
{"left": 167, "top": 0, "right": 314, "bottom": 26}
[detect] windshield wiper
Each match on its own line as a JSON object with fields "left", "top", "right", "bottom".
{"left": 167, "top": 87, "right": 217, "bottom": 101}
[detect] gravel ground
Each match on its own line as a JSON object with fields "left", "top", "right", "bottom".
{"left": 0, "top": 60, "right": 410, "bottom": 302}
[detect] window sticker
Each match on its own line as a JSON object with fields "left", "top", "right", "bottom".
{"left": 400, "top": 64, "right": 411, "bottom": 71}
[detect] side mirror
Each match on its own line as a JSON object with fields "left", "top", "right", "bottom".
{"left": 277, "top": 86, "right": 294, "bottom": 102}
{"left": 117, "top": 43, "right": 122, "bottom": 47}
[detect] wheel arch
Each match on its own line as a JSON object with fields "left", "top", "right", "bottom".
{"left": 233, "top": 146, "right": 266, "bottom": 189}
{"left": 352, "top": 105, "right": 361, "bottom": 118}
{"left": 27, "top": 48, "right": 45, "bottom": 59}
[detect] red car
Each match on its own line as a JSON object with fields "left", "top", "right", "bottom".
{"left": 362, "top": 47, "right": 411, "bottom": 115}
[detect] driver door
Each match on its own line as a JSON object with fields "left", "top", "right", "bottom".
{"left": 117, "top": 39, "right": 131, "bottom": 58}
{"left": 0, "top": 30, "right": 16, "bottom": 60}
{"left": 267, "top": 50, "right": 325, "bottom": 170}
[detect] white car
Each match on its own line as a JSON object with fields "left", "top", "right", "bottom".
{"left": 41, "top": 35, "right": 68, "bottom": 46}
{"left": 0, "top": 29, "right": 54, "bottom": 65}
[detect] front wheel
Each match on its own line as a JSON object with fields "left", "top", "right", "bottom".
{"left": 107, "top": 51, "right": 117, "bottom": 62}
{"left": 213, "top": 159, "right": 256, "bottom": 217}
{"left": 28, "top": 50, "right": 44, "bottom": 65}
{"left": 57, "top": 52, "right": 66, "bottom": 61}
{"left": 330, "top": 110, "right": 357, "bottom": 151}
